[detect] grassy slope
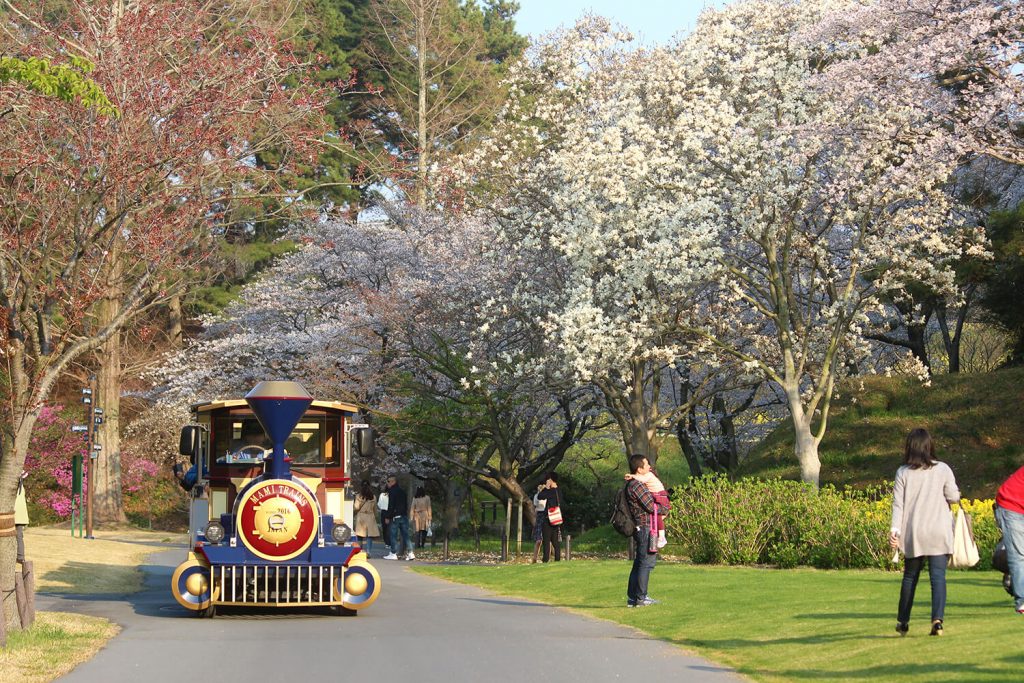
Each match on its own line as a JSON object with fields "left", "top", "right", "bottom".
{"left": 740, "top": 366, "right": 1024, "bottom": 498}
{"left": 415, "top": 562, "right": 1022, "bottom": 683}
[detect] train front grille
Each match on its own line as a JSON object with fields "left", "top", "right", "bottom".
{"left": 211, "top": 565, "right": 344, "bottom": 606}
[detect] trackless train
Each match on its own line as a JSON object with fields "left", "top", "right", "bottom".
{"left": 170, "top": 381, "right": 382, "bottom": 617}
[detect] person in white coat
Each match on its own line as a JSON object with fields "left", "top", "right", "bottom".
{"left": 889, "top": 428, "right": 960, "bottom": 637}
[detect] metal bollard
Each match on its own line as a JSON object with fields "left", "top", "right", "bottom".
{"left": 500, "top": 533, "right": 508, "bottom": 562}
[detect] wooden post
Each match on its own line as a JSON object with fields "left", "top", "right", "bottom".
{"left": 517, "top": 499, "right": 524, "bottom": 557}
{"left": 500, "top": 533, "right": 508, "bottom": 562}
{"left": 565, "top": 534, "right": 572, "bottom": 562}
{"left": 504, "top": 498, "right": 512, "bottom": 555}
{"left": 15, "top": 571, "right": 29, "bottom": 628}
{"left": 443, "top": 532, "right": 449, "bottom": 561}
{"left": 22, "top": 560, "right": 35, "bottom": 628}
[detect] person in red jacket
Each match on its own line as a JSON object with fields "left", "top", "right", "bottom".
{"left": 995, "top": 466, "right": 1024, "bottom": 613}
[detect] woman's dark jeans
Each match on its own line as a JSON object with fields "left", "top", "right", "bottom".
{"left": 898, "top": 555, "right": 947, "bottom": 623}
{"left": 542, "top": 521, "right": 561, "bottom": 562}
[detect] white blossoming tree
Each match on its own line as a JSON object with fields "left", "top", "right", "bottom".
{"left": 660, "top": 0, "right": 987, "bottom": 486}
{"left": 462, "top": 18, "right": 728, "bottom": 465}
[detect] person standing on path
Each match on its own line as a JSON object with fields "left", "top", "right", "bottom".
{"left": 383, "top": 475, "right": 414, "bottom": 561}
{"left": 532, "top": 484, "right": 547, "bottom": 563}
{"left": 889, "top": 428, "right": 961, "bottom": 636}
{"left": 994, "top": 465, "right": 1024, "bottom": 614}
{"left": 535, "top": 472, "right": 563, "bottom": 563}
{"left": 625, "top": 455, "right": 658, "bottom": 607}
{"left": 354, "top": 480, "right": 380, "bottom": 554}
{"left": 411, "top": 487, "right": 432, "bottom": 549}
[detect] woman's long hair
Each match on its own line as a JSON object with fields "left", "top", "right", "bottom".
{"left": 359, "top": 480, "right": 374, "bottom": 500}
{"left": 414, "top": 486, "right": 426, "bottom": 499}
{"left": 903, "top": 428, "right": 938, "bottom": 469}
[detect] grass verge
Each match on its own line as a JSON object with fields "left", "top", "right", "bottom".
{"left": 414, "top": 561, "right": 1020, "bottom": 682}
{"left": 1, "top": 612, "right": 119, "bottom": 682}
{"left": 25, "top": 526, "right": 185, "bottom": 593}
{"left": 2, "top": 526, "right": 186, "bottom": 681}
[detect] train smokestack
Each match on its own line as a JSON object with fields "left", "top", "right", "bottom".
{"left": 245, "top": 381, "right": 313, "bottom": 479}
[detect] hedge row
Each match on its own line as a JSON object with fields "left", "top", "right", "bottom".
{"left": 665, "top": 476, "right": 1001, "bottom": 570}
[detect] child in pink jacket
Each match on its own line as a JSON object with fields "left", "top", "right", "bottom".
{"left": 625, "top": 466, "right": 670, "bottom": 548}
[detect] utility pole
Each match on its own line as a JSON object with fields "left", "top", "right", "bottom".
{"left": 84, "top": 375, "right": 99, "bottom": 539}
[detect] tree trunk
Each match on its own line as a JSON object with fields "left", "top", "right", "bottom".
{"left": 905, "top": 322, "right": 930, "bottom": 372}
{"left": 415, "top": 0, "right": 428, "bottom": 210}
{"left": 713, "top": 394, "right": 740, "bottom": 472}
{"left": 675, "top": 409, "right": 704, "bottom": 478}
{"left": 167, "top": 294, "right": 183, "bottom": 347}
{"left": 783, "top": 380, "right": 821, "bottom": 488}
{"left": 442, "top": 478, "right": 461, "bottom": 534}
{"left": 0, "top": 417, "right": 36, "bottom": 631}
{"left": 94, "top": 256, "right": 127, "bottom": 524}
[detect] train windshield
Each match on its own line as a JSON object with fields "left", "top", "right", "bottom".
{"left": 211, "top": 413, "right": 341, "bottom": 466}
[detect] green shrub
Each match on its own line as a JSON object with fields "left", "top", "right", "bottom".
{"left": 668, "top": 476, "right": 893, "bottom": 569}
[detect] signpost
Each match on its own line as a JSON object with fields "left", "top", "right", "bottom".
{"left": 82, "top": 380, "right": 97, "bottom": 539}
{"left": 71, "top": 455, "right": 83, "bottom": 537}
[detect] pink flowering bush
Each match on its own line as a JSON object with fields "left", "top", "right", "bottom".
{"left": 24, "top": 403, "right": 184, "bottom": 527}
{"left": 23, "top": 405, "right": 85, "bottom": 522}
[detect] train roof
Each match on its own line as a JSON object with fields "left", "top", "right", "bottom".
{"left": 190, "top": 399, "right": 362, "bottom": 414}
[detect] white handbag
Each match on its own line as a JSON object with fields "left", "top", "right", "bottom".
{"left": 377, "top": 491, "right": 389, "bottom": 512}
{"left": 950, "top": 504, "right": 980, "bottom": 568}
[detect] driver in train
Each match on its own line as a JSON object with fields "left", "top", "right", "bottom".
{"left": 226, "top": 421, "right": 271, "bottom": 462}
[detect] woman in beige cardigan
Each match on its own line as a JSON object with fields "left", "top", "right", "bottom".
{"left": 889, "top": 428, "right": 960, "bottom": 637}
{"left": 354, "top": 480, "right": 380, "bottom": 553}
{"left": 411, "top": 487, "right": 432, "bottom": 549}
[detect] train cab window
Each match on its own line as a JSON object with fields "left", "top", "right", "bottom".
{"left": 285, "top": 415, "right": 341, "bottom": 466}
{"left": 211, "top": 413, "right": 341, "bottom": 467}
{"left": 213, "top": 417, "right": 270, "bottom": 465}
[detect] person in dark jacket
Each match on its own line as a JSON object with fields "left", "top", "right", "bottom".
{"left": 382, "top": 475, "right": 414, "bottom": 560}
{"left": 625, "top": 455, "right": 658, "bottom": 607}
{"left": 535, "top": 472, "right": 564, "bottom": 562}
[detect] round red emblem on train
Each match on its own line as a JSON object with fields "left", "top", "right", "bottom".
{"left": 236, "top": 479, "right": 319, "bottom": 561}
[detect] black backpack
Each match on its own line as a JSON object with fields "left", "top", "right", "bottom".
{"left": 610, "top": 484, "right": 636, "bottom": 537}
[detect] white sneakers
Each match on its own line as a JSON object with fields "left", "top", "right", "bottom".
{"left": 383, "top": 551, "right": 415, "bottom": 561}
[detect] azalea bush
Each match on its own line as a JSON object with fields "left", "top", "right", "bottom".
{"left": 668, "top": 476, "right": 1000, "bottom": 570}
{"left": 23, "top": 404, "right": 182, "bottom": 527}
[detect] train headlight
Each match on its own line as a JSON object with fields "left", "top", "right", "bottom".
{"left": 331, "top": 523, "right": 352, "bottom": 544}
{"left": 205, "top": 521, "right": 226, "bottom": 544}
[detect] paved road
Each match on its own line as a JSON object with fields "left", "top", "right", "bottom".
{"left": 39, "top": 547, "right": 743, "bottom": 682}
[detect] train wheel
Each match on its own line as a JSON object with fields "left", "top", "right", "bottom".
{"left": 171, "top": 558, "right": 217, "bottom": 612}
{"left": 336, "top": 561, "right": 381, "bottom": 610}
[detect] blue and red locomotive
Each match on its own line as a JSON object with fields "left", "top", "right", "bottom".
{"left": 170, "top": 381, "right": 381, "bottom": 617}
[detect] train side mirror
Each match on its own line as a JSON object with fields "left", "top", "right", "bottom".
{"left": 179, "top": 426, "right": 200, "bottom": 462}
{"left": 353, "top": 427, "right": 376, "bottom": 458}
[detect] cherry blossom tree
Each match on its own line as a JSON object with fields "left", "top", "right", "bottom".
{"left": 810, "top": 0, "right": 1024, "bottom": 166}
{"left": 0, "top": 0, "right": 326, "bottom": 628}
{"left": 156, "top": 205, "right": 603, "bottom": 521}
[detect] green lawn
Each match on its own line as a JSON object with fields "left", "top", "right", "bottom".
{"left": 414, "top": 561, "right": 1021, "bottom": 682}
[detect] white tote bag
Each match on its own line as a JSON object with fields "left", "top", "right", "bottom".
{"left": 950, "top": 504, "right": 980, "bottom": 568}
{"left": 377, "top": 491, "right": 389, "bottom": 512}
